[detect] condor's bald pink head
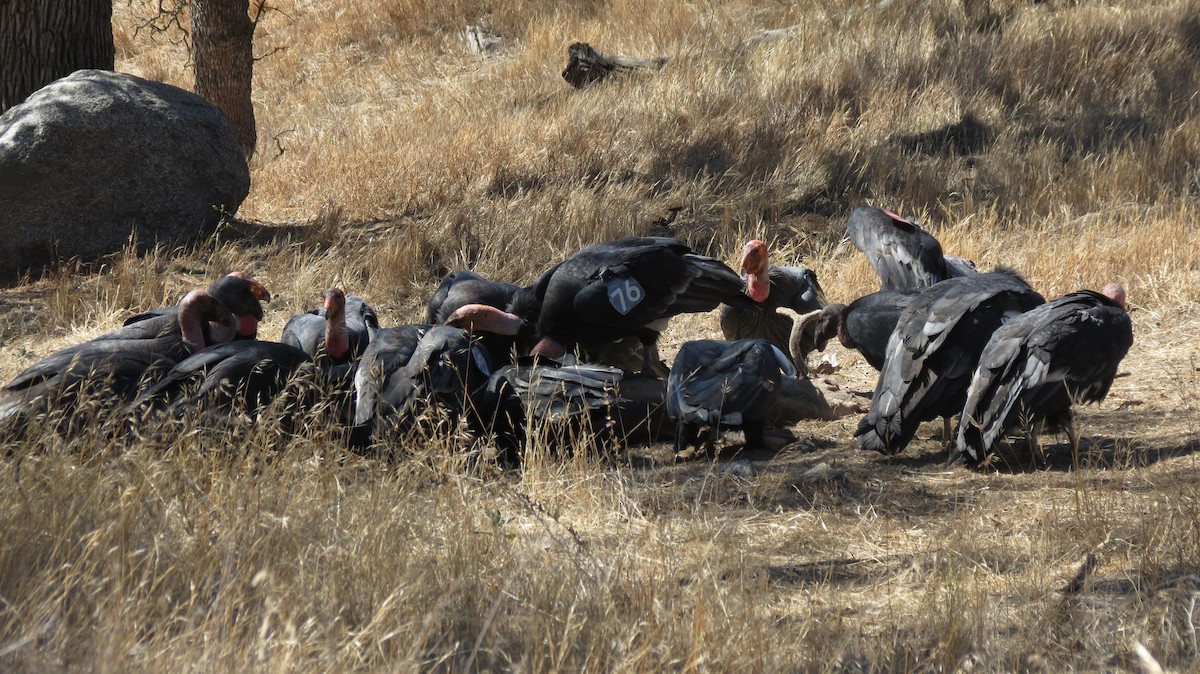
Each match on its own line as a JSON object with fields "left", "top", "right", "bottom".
{"left": 445, "top": 304, "right": 523, "bottom": 335}
{"left": 322, "top": 287, "right": 346, "bottom": 316}
{"left": 740, "top": 239, "right": 770, "bottom": 302}
{"left": 1102, "top": 282, "right": 1128, "bottom": 310}
{"left": 322, "top": 288, "right": 350, "bottom": 361}
{"left": 177, "top": 290, "right": 237, "bottom": 351}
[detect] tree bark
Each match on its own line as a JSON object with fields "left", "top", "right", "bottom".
{"left": 192, "top": 0, "right": 257, "bottom": 159}
{"left": 0, "top": 0, "right": 114, "bottom": 113}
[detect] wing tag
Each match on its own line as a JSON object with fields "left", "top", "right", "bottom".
{"left": 606, "top": 278, "right": 645, "bottom": 316}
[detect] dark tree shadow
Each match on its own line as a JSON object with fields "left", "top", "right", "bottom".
{"left": 967, "top": 434, "right": 1200, "bottom": 475}
{"left": 897, "top": 113, "right": 994, "bottom": 157}
{"left": 766, "top": 553, "right": 917, "bottom": 587}
{"left": 1021, "top": 113, "right": 1156, "bottom": 161}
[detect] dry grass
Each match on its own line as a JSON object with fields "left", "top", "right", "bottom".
{"left": 2, "top": 0, "right": 1200, "bottom": 671}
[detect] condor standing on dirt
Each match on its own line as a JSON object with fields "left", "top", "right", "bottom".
{"left": 953, "top": 283, "right": 1133, "bottom": 465}
{"left": 802, "top": 288, "right": 921, "bottom": 371}
{"left": 855, "top": 270, "right": 1045, "bottom": 456}
{"left": 668, "top": 338, "right": 796, "bottom": 461}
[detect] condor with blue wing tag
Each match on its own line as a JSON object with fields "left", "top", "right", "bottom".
{"left": 606, "top": 277, "right": 645, "bottom": 316}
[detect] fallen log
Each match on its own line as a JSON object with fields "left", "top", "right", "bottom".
{"left": 561, "top": 42, "right": 668, "bottom": 89}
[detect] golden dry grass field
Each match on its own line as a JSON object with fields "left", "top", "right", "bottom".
{"left": 2, "top": 0, "right": 1200, "bottom": 671}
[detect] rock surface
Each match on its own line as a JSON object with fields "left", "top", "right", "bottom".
{"left": 0, "top": 69, "right": 249, "bottom": 281}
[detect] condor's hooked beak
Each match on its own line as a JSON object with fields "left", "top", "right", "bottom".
{"left": 224, "top": 270, "right": 272, "bottom": 305}
{"left": 250, "top": 281, "right": 271, "bottom": 303}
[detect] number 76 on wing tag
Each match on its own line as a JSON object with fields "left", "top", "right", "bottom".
{"left": 606, "top": 277, "right": 645, "bottom": 316}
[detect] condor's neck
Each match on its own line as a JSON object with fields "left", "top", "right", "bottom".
{"left": 325, "top": 309, "right": 350, "bottom": 361}
{"left": 746, "top": 268, "right": 771, "bottom": 302}
{"left": 178, "top": 295, "right": 211, "bottom": 351}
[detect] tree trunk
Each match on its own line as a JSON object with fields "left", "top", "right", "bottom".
{"left": 0, "top": 0, "right": 114, "bottom": 113}
{"left": 192, "top": 0, "right": 256, "bottom": 159}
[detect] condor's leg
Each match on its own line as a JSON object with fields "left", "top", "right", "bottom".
{"left": 1062, "top": 410, "right": 1081, "bottom": 470}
